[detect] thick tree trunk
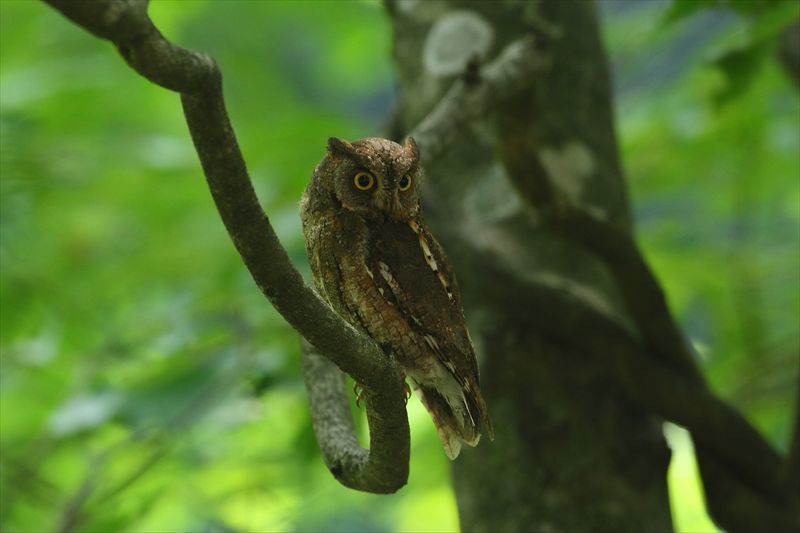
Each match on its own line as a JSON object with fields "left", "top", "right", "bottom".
{"left": 388, "top": 1, "right": 673, "bottom": 530}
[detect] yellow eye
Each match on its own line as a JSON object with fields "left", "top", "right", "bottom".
{"left": 353, "top": 171, "right": 375, "bottom": 191}
{"left": 398, "top": 175, "right": 412, "bottom": 191}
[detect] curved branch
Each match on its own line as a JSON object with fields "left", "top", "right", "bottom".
{"left": 300, "top": 339, "right": 408, "bottom": 493}
{"left": 44, "top": 0, "right": 408, "bottom": 493}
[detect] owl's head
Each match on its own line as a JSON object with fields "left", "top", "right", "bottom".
{"left": 315, "top": 136, "right": 422, "bottom": 222}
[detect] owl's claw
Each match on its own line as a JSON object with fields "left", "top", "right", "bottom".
{"left": 353, "top": 382, "right": 411, "bottom": 407}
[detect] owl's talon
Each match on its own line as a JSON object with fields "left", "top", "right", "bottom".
{"left": 353, "top": 381, "right": 365, "bottom": 408}
{"left": 354, "top": 382, "right": 409, "bottom": 406}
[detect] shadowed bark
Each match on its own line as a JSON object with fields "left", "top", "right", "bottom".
{"left": 387, "top": 1, "right": 669, "bottom": 529}
{"left": 387, "top": 0, "right": 799, "bottom": 531}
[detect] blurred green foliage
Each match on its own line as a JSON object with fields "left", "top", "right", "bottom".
{"left": 1, "top": 1, "right": 797, "bottom": 532}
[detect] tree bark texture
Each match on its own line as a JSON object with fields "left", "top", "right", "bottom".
{"left": 388, "top": 1, "right": 672, "bottom": 531}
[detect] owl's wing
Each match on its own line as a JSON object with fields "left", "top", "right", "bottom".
{"left": 302, "top": 206, "right": 492, "bottom": 459}
{"left": 364, "top": 218, "right": 494, "bottom": 450}
{"left": 304, "top": 206, "right": 421, "bottom": 355}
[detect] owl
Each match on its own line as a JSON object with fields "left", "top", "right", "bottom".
{"left": 300, "top": 136, "right": 493, "bottom": 459}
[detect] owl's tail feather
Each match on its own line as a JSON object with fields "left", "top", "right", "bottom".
{"left": 467, "top": 386, "right": 495, "bottom": 442}
{"left": 417, "top": 385, "right": 463, "bottom": 459}
{"left": 417, "top": 384, "right": 489, "bottom": 460}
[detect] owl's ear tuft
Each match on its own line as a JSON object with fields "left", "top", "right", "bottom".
{"left": 327, "top": 137, "right": 355, "bottom": 156}
{"left": 403, "top": 137, "right": 420, "bottom": 162}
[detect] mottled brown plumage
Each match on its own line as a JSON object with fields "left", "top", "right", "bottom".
{"left": 300, "top": 136, "right": 493, "bottom": 459}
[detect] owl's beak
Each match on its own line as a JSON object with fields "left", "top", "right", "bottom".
{"left": 388, "top": 190, "right": 406, "bottom": 221}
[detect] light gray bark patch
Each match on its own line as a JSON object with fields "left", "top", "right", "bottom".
{"left": 538, "top": 142, "right": 595, "bottom": 202}
{"left": 423, "top": 10, "right": 494, "bottom": 77}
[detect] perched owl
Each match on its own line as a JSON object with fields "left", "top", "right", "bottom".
{"left": 300, "top": 136, "right": 493, "bottom": 459}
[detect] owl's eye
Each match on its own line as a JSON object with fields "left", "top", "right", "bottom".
{"left": 353, "top": 171, "right": 375, "bottom": 191}
{"left": 398, "top": 175, "right": 412, "bottom": 191}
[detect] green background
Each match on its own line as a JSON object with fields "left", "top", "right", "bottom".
{"left": 1, "top": 1, "right": 797, "bottom": 531}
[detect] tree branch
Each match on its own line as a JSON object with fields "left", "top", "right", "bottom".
{"left": 300, "top": 339, "right": 409, "bottom": 493}
{"left": 546, "top": 204, "right": 799, "bottom": 519}
{"left": 464, "top": 243, "right": 799, "bottom": 530}
{"left": 499, "top": 143, "right": 799, "bottom": 527}
{"left": 43, "top": 0, "right": 408, "bottom": 494}
{"left": 410, "top": 36, "right": 545, "bottom": 165}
